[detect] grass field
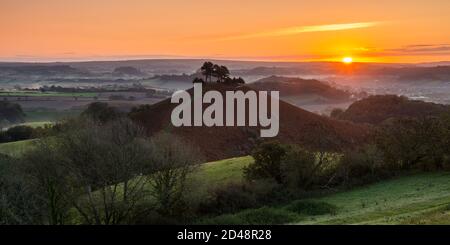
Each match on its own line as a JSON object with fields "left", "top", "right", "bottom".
{"left": 0, "top": 139, "right": 36, "bottom": 157}
{"left": 2, "top": 140, "right": 449, "bottom": 225}
{"left": 200, "top": 169, "right": 450, "bottom": 225}
{"left": 297, "top": 172, "right": 450, "bottom": 224}
{"left": 0, "top": 91, "right": 97, "bottom": 97}
{"left": 187, "top": 156, "right": 253, "bottom": 199}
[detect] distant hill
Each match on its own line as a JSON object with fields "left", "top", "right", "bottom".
{"left": 112, "top": 66, "right": 146, "bottom": 76}
{"left": 394, "top": 66, "right": 450, "bottom": 82}
{"left": 249, "top": 76, "right": 354, "bottom": 106}
{"left": 130, "top": 83, "right": 370, "bottom": 161}
{"left": 334, "top": 95, "right": 450, "bottom": 124}
{"left": 0, "top": 65, "right": 87, "bottom": 76}
{"left": 234, "top": 67, "right": 303, "bottom": 76}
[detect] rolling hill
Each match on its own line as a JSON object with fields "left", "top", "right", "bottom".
{"left": 249, "top": 76, "right": 355, "bottom": 106}
{"left": 334, "top": 95, "right": 450, "bottom": 124}
{"left": 130, "top": 83, "right": 370, "bottom": 161}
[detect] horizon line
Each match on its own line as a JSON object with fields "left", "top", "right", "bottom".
{"left": 0, "top": 57, "right": 449, "bottom": 65}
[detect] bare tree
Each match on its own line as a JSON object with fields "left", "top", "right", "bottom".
{"left": 57, "top": 118, "right": 152, "bottom": 224}
{"left": 21, "top": 138, "right": 71, "bottom": 225}
{"left": 147, "top": 132, "right": 202, "bottom": 216}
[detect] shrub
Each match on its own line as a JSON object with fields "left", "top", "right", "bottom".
{"left": 200, "top": 182, "right": 258, "bottom": 214}
{"left": 375, "top": 117, "right": 446, "bottom": 171}
{"left": 244, "top": 141, "right": 287, "bottom": 183}
{"left": 81, "top": 102, "right": 121, "bottom": 123}
{"left": 334, "top": 145, "right": 386, "bottom": 186}
{"left": 280, "top": 146, "right": 317, "bottom": 190}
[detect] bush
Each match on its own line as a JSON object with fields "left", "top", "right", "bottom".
{"left": 375, "top": 117, "right": 446, "bottom": 171}
{"left": 81, "top": 102, "right": 121, "bottom": 123}
{"left": 334, "top": 145, "right": 387, "bottom": 186}
{"left": 199, "top": 182, "right": 258, "bottom": 215}
{"left": 244, "top": 141, "right": 287, "bottom": 183}
{"left": 280, "top": 146, "right": 317, "bottom": 190}
{"left": 198, "top": 180, "right": 285, "bottom": 215}
{"left": 285, "top": 200, "right": 337, "bottom": 216}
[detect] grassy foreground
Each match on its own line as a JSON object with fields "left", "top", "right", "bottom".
{"left": 2, "top": 140, "right": 450, "bottom": 225}
{"left": 297, "top": 172, "right": 450, "bottom": 224}
{"left": 197, "top": 158, "right": 450, "bottom": 225}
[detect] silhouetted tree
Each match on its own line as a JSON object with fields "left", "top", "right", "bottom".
{"left": 81, "top": 102, "right": 121, "bottom": 123}
{"left": 244, "top": 141, "right": 287, "bottom": 184}
{"left": 213, "top": 65, "right": 230, "bottom": 82}
{"left": 200, "top": 62, "right": 214, "bottom": 82}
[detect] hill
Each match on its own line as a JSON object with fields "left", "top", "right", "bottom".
{"left": 130, "top": 83, "right": 370, "bottom": 161}
{"left": 112, "top": 66, "right": 146, "bottom": 77}
{"left": 0, "top": 65, "right": 87, "bottom": 76}
{"left": 249, "top": 76, "right": 354, "bottom": 106}
{"left": 335, "top": 95, "right": 450, "bottom": 124}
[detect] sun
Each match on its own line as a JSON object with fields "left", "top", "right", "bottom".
{"left": 342, "top": 57, "right": 353, "bottom": 64}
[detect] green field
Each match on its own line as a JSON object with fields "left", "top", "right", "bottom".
{"left": 296, "top": 172, "right": 450, "bottom": 224}
{"left": 0, "top": 139, "right": 36, "bottom": 157}
{"left": 188, "top": 156, "right": 253, "bottom": 199}
{"left": 190, "top": 157, "right": 450, "bottom": 225}
{"left": 199, "top": 165, "right": 450, "bottom": 224}
{"left": 0, "top": 91, "right": 97, "bottom": 97}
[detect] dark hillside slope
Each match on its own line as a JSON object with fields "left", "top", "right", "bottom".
{"left": 131, "top": 83, "right": 370, "bottom": 160}
{"left": 336, "top": 95, "right": 450, "bottom": 124}
{"left": 249, "top": 76, "right": 353, "bottom": 106}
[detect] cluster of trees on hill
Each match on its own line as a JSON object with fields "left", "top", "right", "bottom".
{"left": 193, "top": 62, "right": 245, "bottom": 84}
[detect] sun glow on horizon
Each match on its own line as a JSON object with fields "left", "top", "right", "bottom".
{"left": 342, "top": 57, "right": 353, "bottom": 64}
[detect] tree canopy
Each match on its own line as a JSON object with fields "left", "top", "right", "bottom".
{"left": 196, "top": 62, "right": 245, "bottom": 84}
{"left": 0, "top": 101, "right": 25, "bottom": 125}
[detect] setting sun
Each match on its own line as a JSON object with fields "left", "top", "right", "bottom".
{"left": 342, "top": 57, "right": 353, "bottom": 64}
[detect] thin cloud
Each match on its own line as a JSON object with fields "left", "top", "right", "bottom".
{"left": 388, "top": 44, "right": 450, "bottom": 53}
{"left": 213, "top": 22, "right": 381, "bottom": 41}
{"left": 361, "top": 44, "right": 450, "bottom": 58}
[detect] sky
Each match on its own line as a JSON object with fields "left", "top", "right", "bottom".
{"left": 1, "top": 0, "right": 449, "bottom": 63}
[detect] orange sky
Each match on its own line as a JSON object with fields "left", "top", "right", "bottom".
{"left": 1, "top": 0, "right": 449, "bottom": 62}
